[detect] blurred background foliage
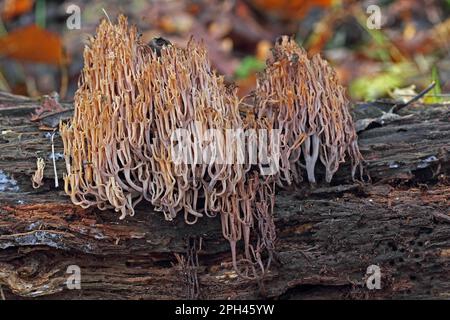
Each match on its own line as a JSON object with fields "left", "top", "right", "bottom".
{"left": 0, "top": 0, "right": 448, "bottom": 103}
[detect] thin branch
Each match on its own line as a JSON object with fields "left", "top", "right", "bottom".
{"left": 392, "top": 82, "right": 436, "bottom": 113}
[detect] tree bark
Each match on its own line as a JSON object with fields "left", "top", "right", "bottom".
{"left": 0, "top": 93, "right": 449, "bottom": 299}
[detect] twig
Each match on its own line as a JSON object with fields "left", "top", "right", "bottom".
{"left": 392, "top": 82, "right": 436, "bottom": 113}
{"left": 102, "top": 8, "right": 112, "bottom": 24}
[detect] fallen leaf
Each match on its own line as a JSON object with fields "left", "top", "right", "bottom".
{"left": 250, "top": 0, "right": 333, "bottom": 20}
{"left": 0, "top": 24, "right": 65, "bottom": 65}
{"left": 1, "top": 0, "right": 34, "bottom": 21}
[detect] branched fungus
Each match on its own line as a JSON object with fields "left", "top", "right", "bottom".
{"left": 60, "top": 16, "right": 153, "bottom": 218}
{"left": 61, "top": 18, "right": 363, "bottom": 281}
{"left": 32, "top": 157, "right": 45, "bottom": 189}
{"left": 256, "top": 36, "right": 363, "bottom": 185}
{"left": 61, "top": 16, "right": 275, "bottom": 279}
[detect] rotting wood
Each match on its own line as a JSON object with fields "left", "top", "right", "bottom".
{"left": 0, "top": 94, "right": 449, "bottom": 299}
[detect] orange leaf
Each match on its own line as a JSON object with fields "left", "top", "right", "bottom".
{"left": 1, "top": 0, "right": 34, "bottom": 21}
{"left": 251, "top": 0, "right": 333, "bottom": 19}
{"left": 0, "top": 24, "right": 65, "bottom": 65}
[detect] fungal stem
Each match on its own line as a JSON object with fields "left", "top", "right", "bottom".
{"left": 303, "top": 134, "right": 320, "bottom": 184}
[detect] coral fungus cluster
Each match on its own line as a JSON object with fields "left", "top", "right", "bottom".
{"left": 61, "top": 16, "right": 362, "bottom": 279}
{"left": 60, "top": 16, "right": 275, "bottom": 278}
{"left": 256, "top": 36, "right": 363, "bottom": 185}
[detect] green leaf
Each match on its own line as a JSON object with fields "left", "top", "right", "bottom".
{"left": 424, "top": 66, "right": 443, "bottom": 104}
{"left": 235, "top": 56, "right": 265, "bottom": 79}
{"left": 349, "top": 63, "right": 417, "bottom": 101}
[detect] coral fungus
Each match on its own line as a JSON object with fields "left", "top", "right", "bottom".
{"left": 61, "top": 17, "right": 362, "bottom": 280}
{"left": 61, "top": 15, "right": 275, "bottom": 279}
{"left": 256, "top": 36, "right": 363, "bottom": 185}
{"left": 31, "top": 157, "right": 45, "bottom": 189}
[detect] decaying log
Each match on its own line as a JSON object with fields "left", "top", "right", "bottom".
{"left": 0, "top": 93, "right": 449, "bottom": 299}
